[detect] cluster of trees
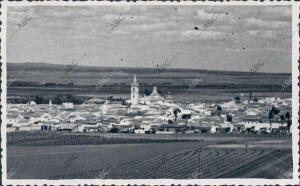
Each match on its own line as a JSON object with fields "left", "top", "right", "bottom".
{"left": 234, "top": 96, "right": 258, "bottom": 104}
{"left": 170, "top": 108, "right": 191, "bottom": 127}
{"left": 51, "top": 94, "right": 84, "bottom": 105}
{"left": 144, "top": 88, "right": 163, "bottom": 96}
{"left": 170, "top": 104, "right": 291, "bottom": 133}
{"left": 234, "top": 96, "right": 241, "bottom": 103}
{"left": 44, "top": 82, "right": 75, "bottom": 87}
{"left": 173, "top": 108, "right": 181, "bottom": 122}
{"left": 8, "top": 94, "right": 89, "bottom": 105}
{"left": 269, "top": 106, "right": 291, "bottom": 131}
{"left": 210, "top": 105, "right": 223, "bottom": 116}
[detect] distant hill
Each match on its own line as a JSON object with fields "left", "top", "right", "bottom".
{"left": 7, "top": 62, "right": 290, "bottom": 75}
{"left": 6, "top": 62, "right": 292, "bottom": 103}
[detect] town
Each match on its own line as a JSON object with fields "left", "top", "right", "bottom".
{"left": 7, "top": 74, "right": 292, "bottom": 135}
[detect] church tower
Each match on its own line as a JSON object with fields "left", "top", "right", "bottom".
{"left": 131, "top": 74, "right": 139, "bottom": 105}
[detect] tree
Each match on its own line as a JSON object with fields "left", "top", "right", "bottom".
{"left": 173, "top": 108, "right": 181, "bottom": 123}
{"left": 272, "top": 107, "right": 280, "bottom": 115}
{"left": 34, "top": 96, "right": 43, "bottom": 104}
{"left": 268, "top": 110, "right": 274, "bottom": 132}
{"left": 67, "top": 82, "right": 74, "bottom": 86}
{"left": 253, "top": 97, "right": 258, "bottom": 102}
{"left": 157, "top": 89, "right": 163, "bottom": 96}
{"left": 249, "top": 90, "right": 253, "bottom": 103}
{"left": 66, "top": 94, "right": 73, "bottom": 102}
{"left": 168, "top": 119, "right": 174, "bottom": 124}
{"left": 182, "top": 114, "right": 192, "bottom": 130}
{"left": 280, "top": 115, "right": 285, "bottom": 123}
{"left": 144, "top": 88, "right": 152, "bottom": 96}
{"left": 226, "top": 114, "right": 233, "bottom": 122}
{"left": 279, "top": 114, "right": 286, "bottom": 133}
{"left": 285, "top": 111, "right": 291, "bottom": 133}
{"left": 53, "top": 95, "right": 62, "bottom": 104}
{"left": 216, "top": 106, "right": 222, "bottom": 117}
{"left": 268, "top": 106, "right": 280, "bottom": 132}
{"left": 234, "top": 96, "right": 241, "bottom": 103}
{"left": 144, "top": 88, "right": 163, "bottom": 96}
{"left": 110, "top": 128, "right": 119, "bottom": 133}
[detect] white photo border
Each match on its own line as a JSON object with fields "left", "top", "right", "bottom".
{"left": 1, "top": 1, "right": 299, "bottom": 185}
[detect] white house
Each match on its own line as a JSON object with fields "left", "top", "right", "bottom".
{"left": 78, "top": 124, "right": 102, "bottom": 133}
{"left": 63, "top": 102, "right": 74, "bottom": 109}
{"left": 69, "top": 114, "right": 86, "bottom": 123}
{"left": 29, "top": 101, "right": 37, "bottom": 106}
{"left": 241, "top": 118, "right": 287, "bottom": 132}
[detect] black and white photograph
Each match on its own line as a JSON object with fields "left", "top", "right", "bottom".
{"left": 1, "top": 1, "right": 299, "bottom": 185}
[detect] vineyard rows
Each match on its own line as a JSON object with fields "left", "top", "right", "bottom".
{"left": 45, "top": 147, "right": 292, "bottom": 179}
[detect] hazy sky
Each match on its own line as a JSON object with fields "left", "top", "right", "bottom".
{"left": 7, "top": 5, "right": 292, "bottom": 73}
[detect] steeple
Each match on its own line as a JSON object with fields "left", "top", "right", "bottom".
{"left": 131, "top": 74, "right": 139, "bottom": 105}
{"left": 132, "top": 74, "right": 138, "bottom": 87}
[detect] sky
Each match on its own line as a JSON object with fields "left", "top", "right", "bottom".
{"left": 7, "top": 5, "right": 292, "bottom": 73}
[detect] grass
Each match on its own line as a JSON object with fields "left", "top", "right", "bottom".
{"left": 7, "top": 131, "right": 201, "bottom": 146}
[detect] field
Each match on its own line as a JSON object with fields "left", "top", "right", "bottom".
{"left": 7, "top": 131, "right": 200, "bottom": 146}
{"left": 7, "top": 63, "right": 291, "bottom": 103}
{"left": 7, "top": 132, "right": 292, "bottom": 179}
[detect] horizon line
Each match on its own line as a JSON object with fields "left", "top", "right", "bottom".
{"left": 7, "top": 61, "right": 292, "bottom": 75}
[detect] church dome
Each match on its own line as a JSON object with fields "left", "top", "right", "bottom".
{"left": 150, "top": 86, "right": 160, "bottom": 97}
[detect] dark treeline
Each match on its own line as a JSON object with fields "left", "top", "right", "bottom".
{"left": 9, "top": 81, "right": 291, "bottom": 91}
{"left": 7, "top": 94, "right": 128, "bottom": 105}
{"left": 7, "top": 94, "right": 91, "bottom": 105}
{"left": 144, "top": 88, "right": 164, "bottom": 96}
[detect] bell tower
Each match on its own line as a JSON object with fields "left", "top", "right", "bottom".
{"left": 131, "top": 74, "right": 139, "bottom": 105}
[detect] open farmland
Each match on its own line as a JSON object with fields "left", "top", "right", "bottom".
{"left": 103, "top": 147, "right": 291, "bottom": 179}
{"left": 7, "top": 131, "right": 200, "bottom": 146}
{"left": 7, "top": 132, "right": 292, "bottom": 179}
{"left": 7, "top": 63, "right": 292, "bottom": 104}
